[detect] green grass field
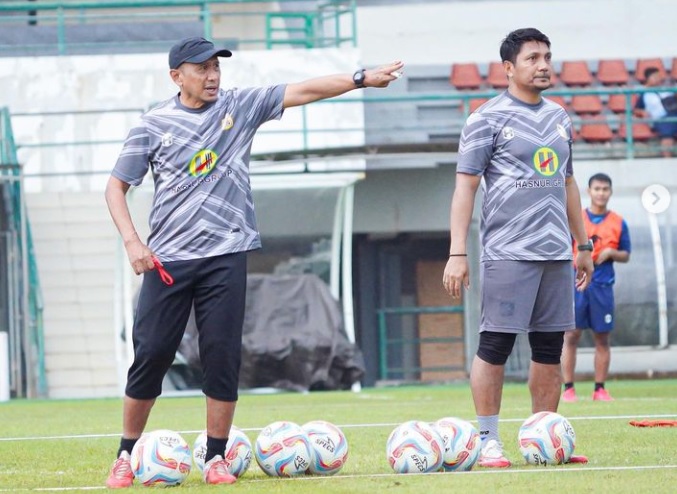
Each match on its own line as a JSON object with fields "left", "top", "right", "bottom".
{"left": 1, "top": 379, "right": 676, "bottom": 492}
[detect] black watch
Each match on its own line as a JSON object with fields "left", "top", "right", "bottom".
{"left": 577, "top": 239, "right": 594, "bottom": 252}
{"left": 353, "top": 69, "right": 366, "bottom": 88}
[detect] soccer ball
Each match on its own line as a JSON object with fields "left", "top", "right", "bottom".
{"left": 192, "top": 426, "right": 253, "bottom": 477}
{"left": 130, "top": 429, "right": 192, "bottom": 486}
{"left": 434, "top": 417, "right": 481, "bottom": 471}
{"left": 254, "top": 421, "right": 312, "bottom": 477}
{"left": 518, "top": 411, "right": 576, "bottom": 465}
{"left": 302, "top": 420, "right": 349, "bottom": 475}
{"left": 386, "top": 420, "right": 444, "bottom": 474}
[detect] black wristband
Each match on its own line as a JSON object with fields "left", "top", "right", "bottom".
{"left": 449, "top": 254, "right": 467, "bottom": 257}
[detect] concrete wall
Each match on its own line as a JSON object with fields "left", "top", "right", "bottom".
{"left": 357, "top": 0, "right": 677, "bottom": 65}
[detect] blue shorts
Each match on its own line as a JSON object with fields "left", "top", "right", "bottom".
{"left": 574, "top": 282, "right": 614, "bottom": 333}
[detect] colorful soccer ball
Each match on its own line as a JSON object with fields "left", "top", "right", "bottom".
{"left": 434, "top": 417, "right": 481, "bottom": 471}
{"left": 130, "top": 429, "right": 192, "bottom": 486}
{"left": 518, "top": 411, "right": 576, "bottom": 465}
{"left": 192, "top": 426, "right": 253, "bottom": 477}
{"left": 386, "top": 420, "right": 444, "bottom": 474}
{"left": 255, "top": 421, "right": 312, "bottom": 477}
{"left": 302, "top": 420, "right": 349, "bottom": 475}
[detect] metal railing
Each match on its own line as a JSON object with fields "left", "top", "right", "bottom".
{"left": 0, "top": 0, "right": 356, "bottom": 55}
{"left": 0, "top": 107, "right": 46, "bottom": 399}
{"left": 377, "top": 306, "right": 465, "bottom": 381}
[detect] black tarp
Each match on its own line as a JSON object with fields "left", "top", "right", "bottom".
{"left": 167, "top": 273, "right": 365, "bottom": 392}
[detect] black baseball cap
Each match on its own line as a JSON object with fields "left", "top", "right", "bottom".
{"left": 168, "top": 37, "right": 232, "bottom": 69}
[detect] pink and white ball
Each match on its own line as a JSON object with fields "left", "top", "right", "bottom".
{"left": 434, "top": 417, "right": 481, "bottom": 471}
{"left": 518, "top": 411, "right": 576, "bottom": 465}
{"left": 255, "top": 421, "right": 312, "bottom": 477}
{"left": 302, "top": 420, "right": 349, "bottom": 475}
{"left": 192, "top": 426, "right": 253, "bottom": 477}
{"left": 386, "top": 420, "right": 444, "bottom": 474}
{"left": 130, "top": 429, "right": 192, "bottom": 486}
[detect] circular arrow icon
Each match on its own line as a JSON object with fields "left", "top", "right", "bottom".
{"left": 641, "top": 184, "right": 671, "bottom": 214}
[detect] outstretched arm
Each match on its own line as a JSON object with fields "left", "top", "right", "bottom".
{"left": 283, "top": 61, "right": 404, "bottom": 108}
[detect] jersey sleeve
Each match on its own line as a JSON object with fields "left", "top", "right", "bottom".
{"left": 111, "top": 124, "right": 151, "bottom": 186}
{"left": 238, "top": 84, "right": 286, "bottom": 129}
{"left": 564, "top": 112, "right": 574, "bottom": 178}
{"left": 456, "top": 112, "right": 494, "bottom": 176}
{"left": 619, "top": 219, "right": 631, "bottom": 253}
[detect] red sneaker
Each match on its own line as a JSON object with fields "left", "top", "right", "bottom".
{"left": 106, "top": 451, "right": 133, "bottom": 489}
{"left": 592, "top": 388, "right": 614, "bottom": 401}
{"left": 203, "top": 455, "right": 237, "bottom": 485}
{"left": 561, "top": 387, "right": 578, "bottom": 403}
{"left": 567, "top": 454, "right": 589, "bottom": 464}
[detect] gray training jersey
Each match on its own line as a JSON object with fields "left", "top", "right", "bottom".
{"left": 112, "top": 85, "right": 286, "bottom": 261}
{"left": 457, "top": 91, "right": 574, "bottom": 262}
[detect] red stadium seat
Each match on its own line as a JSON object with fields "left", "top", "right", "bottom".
{"left": 671, "top": 57, "right": 677, "bottom": 81}
{"left": 466, "top": 98, "right": 489, "bottom": 114}
{"left": 596, "top": 60, "right": 630, "bottom": 85}
{"left": 560, "top": 61, "right": 593, "bottom": 86}
{"left": 607, "top": 93, "right": 638, "bottom": 114}
{"left": 450, "top": 63, "right": 482, "bottom": 90}
{"left": 486, "top": 62, "right": 509, "bottom": 89}
{"left": 635, "top": 58, "right": 666, "bottom": 83}
{"left": 546, "top": 95, "right": 568, "bottom": 110}
{"left": 571, "top": 95, "right": 603, "bottom": 115}
{"left": 618, "top": 122, "right": 655, "bottom": 142}
{"left": 579, "top": 115, "right": 614, "bottom": 143}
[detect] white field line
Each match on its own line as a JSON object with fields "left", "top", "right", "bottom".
{"left": 1, "top": 413, "right": 676, "bottom": 442}
{"left": 0, "top": 465, "right": 675, "bottom": 492}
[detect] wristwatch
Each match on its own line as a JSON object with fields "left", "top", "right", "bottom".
{"left": 353, "top": 69, "right": 366, "bottom": 88}
{"left": 577, "top": 239, "right": 594, "bottom": 252}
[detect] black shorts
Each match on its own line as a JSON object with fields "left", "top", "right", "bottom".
{"left": 125, "top": 252, "right": 247, "bottom": 401}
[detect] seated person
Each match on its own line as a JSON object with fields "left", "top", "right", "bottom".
{"left": 634, "top": 67, "right": 677, "bottom": 157}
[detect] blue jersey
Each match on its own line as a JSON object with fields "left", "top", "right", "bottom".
{"left": 586, "top": 209, "right": 631, "bottom": 284}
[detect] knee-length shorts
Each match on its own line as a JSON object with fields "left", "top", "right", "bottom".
{"left": 125, "top": 252, "right": 247, "bottom": 401}
{"left": 480, "top": 260, "right": 574, "bottom": 334}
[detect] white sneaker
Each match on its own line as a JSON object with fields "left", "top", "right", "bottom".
{"left": 477, "top": 439, "right": 511, "bottom": 468}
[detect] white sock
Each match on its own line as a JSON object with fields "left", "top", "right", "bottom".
{"left": 477, "top": 414, "right": 500, "bottom": 445}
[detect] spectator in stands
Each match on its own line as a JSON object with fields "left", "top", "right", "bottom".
{"left": 442, "top": 27, "right": 593, "bottom": 468}
{"left": 562, "top": 173, "right": 631, "bottom": 402}
{"left": 634, "top": 67, "right": 677, "bottom": 157}
{"left": 104, "top": 36, "right": 403, "bottom": 488}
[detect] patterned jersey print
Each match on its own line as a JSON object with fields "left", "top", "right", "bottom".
{"left": 112, "top": 85, "right": 286, "bottom": 261}
{"left": 457, "top": 91, "right": 574, "bottom": 261}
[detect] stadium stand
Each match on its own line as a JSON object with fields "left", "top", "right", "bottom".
{"left": 486, "top": 62, "right": 509, "bottom": 89}
{"left": 450, "top": 63, "right": 483, "bottom": 90}
{"left": 571, "top": 94, "right": 604, "bottom": 115}
{"left": 596, "top": 59, "right": 630, "bottom": 85}
{"left": 607, "top": 93, "right": 638, "bottom": 114}
{"left": 560, "top": 61, "right": 594, "bottom": 86}
{"left": 618, "top": 122, "right": 656, "bottom": 142}
{"left": 579, "top": 115, "right": 615, "bottom": 143}
{"left": 635, "top": 58, "right": 667, "bottom": 82}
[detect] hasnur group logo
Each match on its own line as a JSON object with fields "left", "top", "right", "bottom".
{"left": 189, "top": 149, "right": 218, "bottom": 177}
{"left": 533, "top": 147, "right": 559, "bottom": 177}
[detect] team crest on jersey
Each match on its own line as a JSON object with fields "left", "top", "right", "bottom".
{"left": 161, "top": 132, "right": 173, "bottom": 147}
{"left": 533, "top": 147, "right": 559, "bottom": 177}
{"left": 557, "top": 124, "right": 568, "bottom": 140}
{"left": 502, "top": 126, "right": 515, "bottom": 140}
{"left": 221, "top": 114, "right": 234, "bottom": 131}
{"left": 189, "top": 149, "right": 218, "bottom": 177}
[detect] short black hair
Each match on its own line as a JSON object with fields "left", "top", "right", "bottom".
{"left": 500, "top": 28, "right": 551, "bottom": 64}
{"left": 644, "top": 67, "right": 660, "bottom": 81}
{"left": 588, "top": 172, "right": 612, "bottom": 188}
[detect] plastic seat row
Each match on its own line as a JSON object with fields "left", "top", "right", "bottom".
{"left": 463, "top": 94, "right": 638, "bottom": 115}
{"left": 451, "top": 58, "right": 677, "bottom": 89}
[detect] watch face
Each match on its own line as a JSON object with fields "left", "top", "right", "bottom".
{"left": 353, "top": 70, "right": 365, "bottom": 86}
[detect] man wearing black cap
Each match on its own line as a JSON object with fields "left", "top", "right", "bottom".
{"left": 104, "top": 36, "right": 404, "bottom": 487}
